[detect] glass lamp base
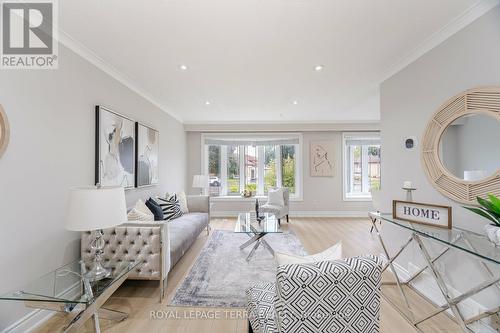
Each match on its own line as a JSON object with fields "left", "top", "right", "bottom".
{"left": 84, "top": 261, "right": 111, "bottom": 282}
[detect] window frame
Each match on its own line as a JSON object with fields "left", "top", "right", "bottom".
{"left": 342, "top": 132, "right": 381, "bottom": 202}
{"left": 201, "top": 133, "right": 303, "bottom": 201}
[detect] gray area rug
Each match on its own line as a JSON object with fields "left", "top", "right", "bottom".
{"left": 169, "top": 229, "right": 307, "bottom": 308}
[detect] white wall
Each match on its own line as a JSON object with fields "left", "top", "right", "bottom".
{"left": 186, "top": 130, "right": 375, "bottom": 215}
{"left": 380, "top": 5, "right": 500, "bottom": 326}
{"left": 0, "top": 45, "right": 186, "bottom": 330}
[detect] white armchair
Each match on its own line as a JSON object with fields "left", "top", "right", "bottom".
{"left": 260, "top": 187, "right": 290, "bottom": 225}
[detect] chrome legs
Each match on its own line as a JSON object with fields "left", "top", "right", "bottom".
{"left": 370, "top": 216, "right": 414, "bottom": 318}
{"left": 370, "top": 214, "right": 500, "bottom": 333}
{"left": 240, "top": 230, "right": 275, "bottom": 261}
{"left": 412, "top": 234, "right": 470, "bottom": 332}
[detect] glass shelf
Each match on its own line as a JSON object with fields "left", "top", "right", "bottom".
{"left": 371, "top": 212, "right": 500, "bottom": 265}
{"left": 0, "top": 260, "right": 139, "bottom": 304}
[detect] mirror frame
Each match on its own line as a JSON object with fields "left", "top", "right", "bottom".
{"left": 421, "top": 87, "right": 500, "bottom": 204}
{"left": 0, "top": 105, "right": 9, "bottom": 158}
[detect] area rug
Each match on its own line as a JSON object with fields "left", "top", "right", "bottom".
{"left": 169, "top": 229, "right": 307, "bottom": 308}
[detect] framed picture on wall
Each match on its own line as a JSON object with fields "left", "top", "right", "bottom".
{"left": 135, "top": 122, "right": 159, "bottom": 187}
{"left": 95, "top": 106, "right": 136, "bottom": 189}
{"left": 310, "top": 141, "right": 334, "bottom": 177}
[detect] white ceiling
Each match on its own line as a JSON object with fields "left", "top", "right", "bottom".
{"left": 59, "top": 0, "right": 492, "bottom": 123}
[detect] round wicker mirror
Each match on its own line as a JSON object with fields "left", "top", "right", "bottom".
{"left": 421, "top": 87, "right": 500, "bottom": 204}
{"left": 0, "top": 105, "right": 9, "bottom": 158}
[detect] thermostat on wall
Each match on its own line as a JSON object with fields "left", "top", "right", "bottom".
{"left": 403, "top": 137, "right": 417, "bottom": 150}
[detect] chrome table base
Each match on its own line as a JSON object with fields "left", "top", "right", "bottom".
{"left": 370, "top": 213, "right": 499, "bottom": 333}
{"left": 240, "top": 225, "right": 275, "bottom": 262}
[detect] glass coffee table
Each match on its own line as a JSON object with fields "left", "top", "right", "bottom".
{"left": 0, "top": 259, "right": 139, "bottom": 333}
{"left": 235, "top": 212, "right": 282, "bottom": 261}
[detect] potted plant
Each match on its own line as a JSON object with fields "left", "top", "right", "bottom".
{"left": 463, "top": 194, "right": 500, "bottom": 246}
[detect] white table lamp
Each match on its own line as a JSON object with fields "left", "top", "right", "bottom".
{"left": 192, "top": 175, "right": 209, "bottom": 195}
{"left": 66, "top": 186, "right": 127, "bottom": 281}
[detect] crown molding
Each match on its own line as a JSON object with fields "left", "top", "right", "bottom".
{"left": 56, "top": 29, "right": 184, "bottom": 123}
{"left": 184, "top": 120, "right": 380, "bottom": 132}
{"left": 379, "top": 0, "right": 500, "bottom": 83}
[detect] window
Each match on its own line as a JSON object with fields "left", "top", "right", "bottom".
{"left": 208, "top": 145, "right": 221, "bottom": 196}
{"left": 227, "top": 145, "right": 240, "bottom": 196}
{"left": 343, "top": 132, "right": 381, "bottom": 201}
{"left": 203, "top": 134, "right": 302, "bottom": 199}
{"left": 264, "top": 146, "right": 276, "bottom": 193}
{"left": 281, "top": 145, "right": 296, "bottom": 194}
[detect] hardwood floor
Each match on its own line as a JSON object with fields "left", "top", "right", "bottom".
{"left": 34, "top": 217, "right": 459, "bottom": 333}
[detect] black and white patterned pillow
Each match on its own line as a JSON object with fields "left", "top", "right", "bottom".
{"left": 155, "top": 194, "right": 183, "bottom": 221}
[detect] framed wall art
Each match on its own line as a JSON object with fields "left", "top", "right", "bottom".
{"left": 135, "top": 122, "right": 159, "bottom": 187}
{"left": 310, "top": 141, "right": 334, "bottom": 177}
{"left": 95, "top": 106, "right": 136, "bottom": 189}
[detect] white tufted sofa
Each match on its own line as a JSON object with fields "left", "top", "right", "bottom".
{"left": 81, "top": 195, "right": 210, "bottom": 302}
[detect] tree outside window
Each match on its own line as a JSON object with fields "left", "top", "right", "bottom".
{"left": 281, "top": 145, "right": 296, "bottom": 194}
{"left": 208, "top": 145, "right": 221, "bottom": 196}
{"left": 205, "top": 141, "right": 300, "bottom": 198}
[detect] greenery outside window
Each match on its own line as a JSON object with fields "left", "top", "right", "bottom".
{"left": 203, "top": 134, "right": 302, "bottom": 199}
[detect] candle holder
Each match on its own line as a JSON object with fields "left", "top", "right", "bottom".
{"left": 402, "top": 187, "right": 417, "bottom": 202}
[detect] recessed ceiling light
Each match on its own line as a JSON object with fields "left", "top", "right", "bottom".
{"left": 314, "top": 65, "right": 324, "bottom": 71}
{"left": 292, "top": 100, "right": 299, "bottom": 105}
{"left": 179, "top": 64, "right": 188, "bottom": 70}
{"left": 205, "top": 101, "right": 211, "bottom": 106}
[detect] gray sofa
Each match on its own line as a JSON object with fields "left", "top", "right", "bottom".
{"left": 81, "top": 195, "right": 210, "bottom": 301}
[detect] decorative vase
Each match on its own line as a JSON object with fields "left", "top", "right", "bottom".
{"left": 484, "top": 224, "right": 500, "bottom": 247}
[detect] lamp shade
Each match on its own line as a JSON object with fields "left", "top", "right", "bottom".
{"left": 192, "top": 175, "right": 209, "bottom": 189}
{"left": 66, "top": 186, "right": 127, "bottom": 231}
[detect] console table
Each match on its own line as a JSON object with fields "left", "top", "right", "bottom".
{"left": 369, "top": 212, "right": 499, "bottom": 333}
{"left": 0, "top": 259, "right": 139, "bottom": 332}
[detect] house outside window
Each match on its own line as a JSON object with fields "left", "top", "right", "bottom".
{"left": 342, "top": 132, "right": 381, "bottom": 201}
{"left": 202, "top": 133, "right": 302, "bottom": 200}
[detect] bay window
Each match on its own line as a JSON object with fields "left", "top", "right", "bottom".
{"left": 203, "top": 134, "right": 302, "bottom": 199}
{"left": 343, "top": 132, "right": 381, "bottom": 201}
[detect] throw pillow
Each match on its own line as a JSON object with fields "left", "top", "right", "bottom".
{"left": 156, "top": 194, "right": 183, "bottom": 221}
{"left": 146, "top": 198, "right": 164, "bottom": 221}
{"left": 267, "top": 188, "right": 285, "bottom": 207}
{"left": 177, "top": 191, "right": 189, "bottom": 214}
{"left": 127, "top": 208, "right": 154, "bottom": 221}
{"left": 134, "top": 199, "right": 154, "bottom": 219}
{"left": 275, "top": 242, "right": 342, "bottom": 266}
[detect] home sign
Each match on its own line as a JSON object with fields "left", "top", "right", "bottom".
{"left": 393, "top": 200, "right": 452, "bottom": 229}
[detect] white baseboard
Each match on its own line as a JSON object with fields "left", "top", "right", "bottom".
{"left": 1, "top": 282, "right": 81, "bottom": 333}
{"left": 1, "top": 309, "right": 55, "bottom": 333}
{"left": 211, "top": 210, "right": 368, "bottom": 218}
{"left": 380, "top": 254, "right": 496, "bottom": 333}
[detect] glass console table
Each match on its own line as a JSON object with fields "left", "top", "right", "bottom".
{"left": 0, "top": 259, "right": 139, "bottom": 333}
{"left": 369, "top": 212, "right": 499, "bottom": 333}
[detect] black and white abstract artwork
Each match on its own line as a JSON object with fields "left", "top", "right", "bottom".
{"left": 310, "top": 141, "right": 334, "bottom": 177}
{"left": 135, "top": 123, "right": 159, "bottom": 187}
{"left": 95, "top": 106, "right": 135, "bottom": 189}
